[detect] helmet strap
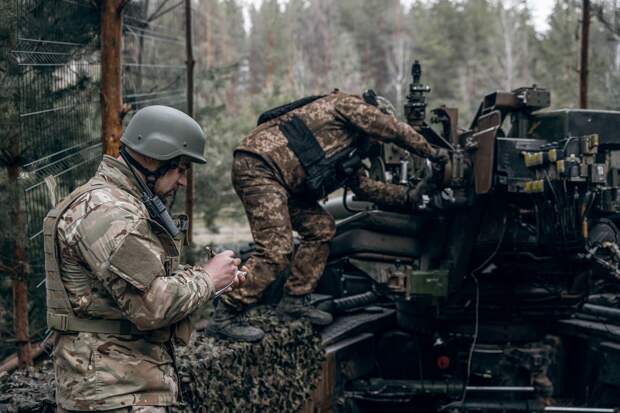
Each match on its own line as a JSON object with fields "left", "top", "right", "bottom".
{"left": 120, "top": 146, "right": 177, "bottom": 191}
{"left": 119, "top": 147, "right": 181, "bottom": 237}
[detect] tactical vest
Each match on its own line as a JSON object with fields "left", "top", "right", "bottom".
{"left": 257, "top": 95, "right": 325, "bottom": 125}
{"left": 257, "top": 95, "right": 367, "bottom": 199}
{"left": 280, "top": 116, "right": 363, "bottom": 199}
{"left": 44, "top": 180, "right": 186, "bottom": 335}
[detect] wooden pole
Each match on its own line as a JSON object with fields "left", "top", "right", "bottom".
{"left": 101, "top": 0, "right": 126, "bottom": 157}
{"left": 8, "top": 164, "right": 33, "bottom": 367}
{"left": 0, "top": 340, "right": 50, "bottom": 374}
{"left": 580, "top": 0, "right": 591, "bottom": 109}
{"left": 185, "top": 0, "right": 196, "bottom": 244}
{"left": 3, "top": 4, "right": 33, "bottom": 367}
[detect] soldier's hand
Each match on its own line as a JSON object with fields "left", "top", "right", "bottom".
{"left": 407, "top": 177, "right": 429, "bottom": 208}
{"left": 204, "top": 250, "right": 242, "bottom": 292}
{"left": 234, "top": 265, "right": 248, "bottom": 288}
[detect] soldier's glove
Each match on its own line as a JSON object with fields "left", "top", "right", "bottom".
{"left": 430, "top": 147, "right": 451, "bottom": 165}
{"left": 428, "top": 147, "right": 454, "bottom": 189}
{"left": 406, "top": 176, "right": 430, "bottom": 209}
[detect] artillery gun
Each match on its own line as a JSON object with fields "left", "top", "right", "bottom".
{"left": 311, "top": 61, "right": 620, "bottom": 413}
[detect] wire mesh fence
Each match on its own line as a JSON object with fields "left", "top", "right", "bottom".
{"left": 11, "top": 2, "right": 101, "bottom": 292}
{"left": 123, "top": 0, "right": 188, "bottom": 113}
{"left": 1, "top": 0, "right": 190, "bottom": 350}
{"left": 122, "top": 0, "right": 190, "bottom": 216}
{"left": 0, "top": 0, "right": 103, "bottom": 350}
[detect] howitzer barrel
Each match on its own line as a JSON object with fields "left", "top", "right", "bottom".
{"left": 545, "top": 408, "right": 617, "bottom": 413}
{"left": 321, "top": 193, "right": 372, "bottom": 220}
{"left": 582, "top": 303, "right": 620, "bottom": 321}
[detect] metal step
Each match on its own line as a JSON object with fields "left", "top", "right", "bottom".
{"left": 321, "top": 307, "right": 396, "bottom": 346}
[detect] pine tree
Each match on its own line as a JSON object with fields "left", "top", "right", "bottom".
{"left": 535, "top": 0, "right": 581, "bottom": 108}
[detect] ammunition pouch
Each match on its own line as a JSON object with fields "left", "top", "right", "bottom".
{"left": 280, "top": 116, "right": 363, "bottom": 199}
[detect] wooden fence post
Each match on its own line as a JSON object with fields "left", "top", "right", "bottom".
{"left": 101, "top": 0, "right": 128, "bottom": 156}
{"left": 2, "top": 2, "right": 33, "bottom": 367}
{"left": 8, "top": 164, "right": 33, "bottom": 367}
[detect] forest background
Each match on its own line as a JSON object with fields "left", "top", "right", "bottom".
{"left": 195, "top": 0, "right": 620, "bottom": 231}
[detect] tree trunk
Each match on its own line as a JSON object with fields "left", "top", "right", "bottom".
{"left": 101, "top": 0, "right": 125, "bottom": 157}
{"left": 580, "top": 0, "right": 590, "bottom": 109}
{"left": 8, "top": 164, "right": 32, "bottom": 367}
{"left": 185, "top": 0, "right": 195, "bottom": 244}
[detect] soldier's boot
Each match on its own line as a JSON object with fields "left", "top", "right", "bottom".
{"left": 277, "top": 292, "right": 333, "bottom": 326}
{"left": 206, "top": 301, "right": 265, "bottom": 342}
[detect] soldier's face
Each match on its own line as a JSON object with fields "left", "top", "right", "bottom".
{"left": 154, "top": 160, "right": 190, "bottom": 197}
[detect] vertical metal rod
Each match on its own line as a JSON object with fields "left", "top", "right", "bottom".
{"left": 185, "top": 0, "right": 195, "bottom": 244}
{"left": 580, "top": 0, "right": 590, "bottom": 109}
{"left": 545, "top": 407, "right": 616, "bottom": 413}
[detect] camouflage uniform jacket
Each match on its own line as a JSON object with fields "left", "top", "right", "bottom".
{"left": 236, "top": 90, "right": 440, "bottom": 205}
{"left": 52, "top": 155, "right": 214, "bottom": 410}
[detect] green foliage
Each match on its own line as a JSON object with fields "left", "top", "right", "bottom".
{"left": 535, "top": 0, "right": 581, "bottom": 108}
{"left": 193, "top": 0, "right": 620, "bottom": 229}
{"left": 190, "top": 0, "right": 620, "bottom": 227}
{"left": 0, "top": 0, "right": 100, "bottom": 356}
{"left": 194, "top": 76, "right": 302, "bottom": 229}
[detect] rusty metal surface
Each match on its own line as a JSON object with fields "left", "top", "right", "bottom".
{"left": 472, "top": 110, "right": 501, "bottom": 194}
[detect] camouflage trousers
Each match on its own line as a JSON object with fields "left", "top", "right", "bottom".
{"left": 223, "top": 153, "right": 336, "bottom": 307}
{"left": 56, "top": 407, "right": 168, "bottom": 412}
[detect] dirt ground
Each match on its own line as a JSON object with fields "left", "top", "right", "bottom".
{"left": 192, "top": 217, "right": 253, "bottom": 247}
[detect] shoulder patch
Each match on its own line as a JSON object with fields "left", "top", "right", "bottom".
{"left": 108, "top": 229, "right": 164, "bottom": 291}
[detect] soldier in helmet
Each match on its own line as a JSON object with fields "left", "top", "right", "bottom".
{"left": 45, "top": 105, "right": 245, "bottom": 412}
{"left": 207, "top": 90, "right": 449, "bottom": 342}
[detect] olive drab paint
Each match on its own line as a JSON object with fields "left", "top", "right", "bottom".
{"left": 121, "top": 105, "right": 207, "bottom": 164}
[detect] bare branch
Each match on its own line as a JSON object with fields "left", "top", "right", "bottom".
{"left": 149, "top": 0, "right": 184, "bottom": 22}
{"left": 593, "top": 1, "right": 620, "bottom": 38}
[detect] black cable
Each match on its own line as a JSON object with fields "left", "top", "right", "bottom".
{"left": 460, "top": 213, "right": 508, "bottom": 404}
{"left": 119, "top": 148, "right": 180, "bottom": 237}
{"left": 544, "top": 171, "right": 568, "bottom": 252}
{"left": 120, "top": 148, "right": 155, "bottom": 196}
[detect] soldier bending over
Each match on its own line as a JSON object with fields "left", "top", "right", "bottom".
{"left": 208, "top": 90, "right": 448, "bottom": 342}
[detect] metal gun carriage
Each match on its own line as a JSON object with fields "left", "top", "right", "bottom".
{"left": 293, "top": 61, "right": 620, "bottom": 413}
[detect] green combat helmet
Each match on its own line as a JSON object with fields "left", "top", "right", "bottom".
{"left": 121, "top": 105, "right": 207, "bottom": 164}
{"left": 120, "top": 105, "right": 206, "bottom": 237}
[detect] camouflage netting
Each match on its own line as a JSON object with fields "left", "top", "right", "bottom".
{"left": 0, "top": 359, "right": 55, "bottom": 413}
{"left": 174, "top": 307, "right": 324, "bottom": 412}
{"left": 0, "top": 307, "right": 324, "bottom": 413}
